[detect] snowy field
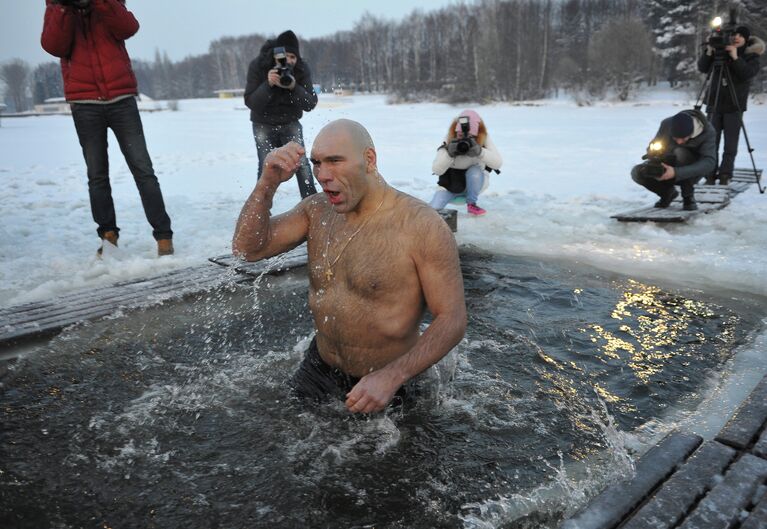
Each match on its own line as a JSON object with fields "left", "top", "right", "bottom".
{"left": 1, "top": 89, "right": 766, "bottom": 308}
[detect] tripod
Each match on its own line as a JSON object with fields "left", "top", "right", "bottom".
{"left": 694, "top": 47, "right": 763, "bottom": 193}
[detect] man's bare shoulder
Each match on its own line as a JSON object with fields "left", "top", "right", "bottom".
{"left": 300, "top": 193, "right": 332, "bottom": 221}
{"left": 390, "top": 190, "right": 455, "bottom": 241}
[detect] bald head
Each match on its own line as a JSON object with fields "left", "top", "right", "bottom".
{"left": 317, "top": 119, "right": 375, "bottom": 152}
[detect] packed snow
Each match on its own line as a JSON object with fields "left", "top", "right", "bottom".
{"left": 1, "top": 87, "right": 766, "bottom": 308}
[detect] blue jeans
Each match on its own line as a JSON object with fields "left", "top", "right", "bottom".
{"left": 70, "top": 97, "right": 172, "bottom": 240}
{"left": 429, "top": 164, "right": 486, "bottom": 209}
{"left": 253, "top": 121, "right": 317, "bottom": 198}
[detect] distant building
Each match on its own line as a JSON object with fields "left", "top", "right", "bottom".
{"left": 214, "top": 88, "right": 245, "bottom": 99}
{"left": 333, "top": 87, "right": 354, "bottom": 96}
{"left": 34, "top": 97, "right": 69, "bottom": 114}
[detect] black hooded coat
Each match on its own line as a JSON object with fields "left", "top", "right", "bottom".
{"left": 244, "top": 39, "right": 318, "bottom": 125}
{"left": 697, "top": 36, "right": 765, "bottom": 113}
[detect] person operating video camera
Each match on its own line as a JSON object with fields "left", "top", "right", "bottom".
{"left": 697, "top": 24, "right": 764, "bottom": 185}
{"left": 631, "top": 110, "right": 716, "bottom": 211}
{"left": 428, "top": 110, "right": 502, "bottom": 216}
{"left": 244, "top": 30, "right": 318, "bottom": 199}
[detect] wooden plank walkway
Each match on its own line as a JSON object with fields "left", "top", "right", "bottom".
{"left": 0, "top": 246, "right": 309, "bottom": 348}
{"left": 561, "top": 375, "right": 767, "bottom": 529}
{"left": 612, "top": 168, "right": 761, "bottom": 223}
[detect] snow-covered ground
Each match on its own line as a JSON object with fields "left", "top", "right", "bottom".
{"left": 1, "top": 88, "right": 766, "bottom": 307}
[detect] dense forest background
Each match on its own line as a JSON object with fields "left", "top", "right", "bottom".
{"left": 3, "top": 0, "right": 767, "bottom": 111}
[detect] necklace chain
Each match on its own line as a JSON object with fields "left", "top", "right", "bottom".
{"left": 323, "top": 188, "right": 387, "bottom": 281}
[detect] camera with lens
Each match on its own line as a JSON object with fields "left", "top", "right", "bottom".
{"left": 272, "top": 46, "right": 295, "bottom": 88}
{"left": 447, "top": 117, "right": 481, "bottom": 157}
{"left": 640, "top": 141, "right": 677, "bottom": 179}
{"left": 707, "top": 8, "right": 738, "bottom": 53}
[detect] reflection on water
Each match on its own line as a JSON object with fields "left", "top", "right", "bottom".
{"left": 1, "top": 248, "right": 764, "bottom": 528}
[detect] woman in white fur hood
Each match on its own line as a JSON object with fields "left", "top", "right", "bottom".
{"left": 428, "top": 109, "right": 503, "bottom": 216}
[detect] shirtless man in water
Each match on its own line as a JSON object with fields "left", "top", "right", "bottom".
{"left": 232, "top": 119, "right": 466, "bottom": 413}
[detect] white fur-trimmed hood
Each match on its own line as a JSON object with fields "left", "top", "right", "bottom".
{"left": 746, "top": 36, "right": 765, "bottom": 56}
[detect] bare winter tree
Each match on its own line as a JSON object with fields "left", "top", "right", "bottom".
{"left": 0, "top": 60, "right": 31, "bottom": 112}
{"left": 588, "top": 17, "right": 654, "bottom": 100}
{"left": 68, "top": 0, "right": 762, "bottom": 103}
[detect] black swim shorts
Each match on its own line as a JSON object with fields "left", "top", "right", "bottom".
{"left": 290, "top": 337, "right": 411, "bottom": 406}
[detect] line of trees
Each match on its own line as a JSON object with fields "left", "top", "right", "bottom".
{"left": 3, "top": 0, "right": 766, "bottom": 111}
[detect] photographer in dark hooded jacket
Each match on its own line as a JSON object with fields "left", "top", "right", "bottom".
{"left": 244, "top": 30, "right": 318, "bottom": 198}
{"left": 697, "top": 26, "right": 764, "bottom": 185}
{"left": 631, "top": 110, "right": 716, "bottom": 211}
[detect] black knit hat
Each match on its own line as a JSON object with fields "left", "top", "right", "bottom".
{"left": 670, "top": 112, "right": 694, "bottom": 139}
{"left": 275, "top": 30, "right": 300, "bottom": 57}
{"left": 735, "top": 25, "right": 751, "bottom": 41}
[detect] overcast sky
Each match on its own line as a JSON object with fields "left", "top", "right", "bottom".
{"left": 2, "top": 0, "right": 456, "bottom": 67}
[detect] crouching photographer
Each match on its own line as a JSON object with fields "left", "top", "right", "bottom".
{"left": 631, "top": 110, "right": 716, "bottom": 211}
{"left": 428, "top": 110, "right": 502, "bottom": 216}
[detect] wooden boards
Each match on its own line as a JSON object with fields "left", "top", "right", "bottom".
{"left": 612, "top": 168, "right": 761, "bottom": 223}
{"left": 0, "top": 246, "right": 310, "bottom": 348}
{"left": 562, "top": 376, "right": 767, "bottom": 529}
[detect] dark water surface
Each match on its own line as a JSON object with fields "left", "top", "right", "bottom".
{"left": 1, "top": 249, "right": 764, "bottom": 528}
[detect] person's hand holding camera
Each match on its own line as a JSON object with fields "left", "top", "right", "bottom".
{"left": 267, "top": 68, "right": 296, "bottom": 90}
{"left": 466, "top": 140, "right": 482, "bottom": 157}
{"left": 658, "top": 163, "right": 676, "bottom": 181}
{"left": 446, "top": 137, "right": 481, "bottom": 157}
{"left": 724, "top": 44, "right": 738, "bottom": 60}
{"left": 267, "top": 69, "right": 282, "bottom": 87}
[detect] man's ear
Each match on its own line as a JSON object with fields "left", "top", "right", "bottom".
{"left": 364, "top": 147, "right": 377, "bottom": 173}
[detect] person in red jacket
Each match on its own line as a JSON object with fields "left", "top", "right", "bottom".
{"left": 41, "top": 0, "right": 174, "bottom": 256}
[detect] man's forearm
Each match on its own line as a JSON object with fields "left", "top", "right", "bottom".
{"left": 232, "top": 180, "right": 279, "bottom": 260}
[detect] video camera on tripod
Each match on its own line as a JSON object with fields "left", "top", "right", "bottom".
{"left": 640, "top": 141, "right": 677, "bottom": 179}
{"left": 707, "top": 8, "right": 739, "bottom": 56}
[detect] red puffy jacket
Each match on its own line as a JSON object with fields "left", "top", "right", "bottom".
{"left": 41, "top": 0, "right": 139, "bottom": 102}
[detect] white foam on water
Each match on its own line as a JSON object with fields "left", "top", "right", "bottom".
{"left": 459, "top": 398, "right": 637, "bottom": 528}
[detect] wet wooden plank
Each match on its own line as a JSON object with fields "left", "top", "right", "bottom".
{"left": 731, "top": 168, "right": 762, "bottom": 183}
{"left": 620, "top": 441, "right": 736, "bottom": 529}
{"left": 670, "top": 186, "right": 730, "bottom": 204}
{"left": 611, "top": 200, "right": 729, "bottom": 223}
{"left": 0, "top": 267, "right": 232, "bottom": 346}
{"left": 678, "top": 453, "right": 767, "bottom": 529}
{"left": 0, "top": 265, "right": 210, "bottom": 318}
{"left": 560, "top": 431, "right": 702, "bottom": 529}
{"left": 0, "top": 265, "right": 224, "bottom": 326}
{"left": 753, "top": 425, "right": 767, "bottom": 460}
{"left": 740, "top": 491, "right": 767, "bottom": 529}
{"left": 716, "top": 376, "right": 767, "bottom": 451}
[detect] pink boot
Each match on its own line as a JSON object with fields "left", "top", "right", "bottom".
{"left": 467, "top": 203, "right": 486, "bottom": 216}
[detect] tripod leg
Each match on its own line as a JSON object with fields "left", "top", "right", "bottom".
{"left": 722, "top": 65, "right": 763, "bottom": 192}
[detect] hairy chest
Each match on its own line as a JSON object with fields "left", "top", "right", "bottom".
{"left": 307, "top": 221, "right": 416, "bottom": 300}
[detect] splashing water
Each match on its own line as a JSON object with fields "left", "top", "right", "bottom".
{"left": 1, "top": 249, "right": 764, "bottom": 528}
